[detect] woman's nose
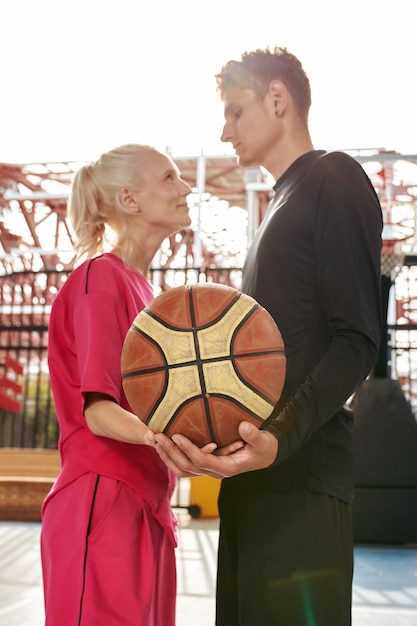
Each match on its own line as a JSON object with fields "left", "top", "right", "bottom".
{"left": 181, "top": 179, "right": 192, "bottom": 194}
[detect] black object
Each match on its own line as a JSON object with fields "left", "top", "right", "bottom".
{"left": 351, "top": 378, "right": 417, "bottom": 543}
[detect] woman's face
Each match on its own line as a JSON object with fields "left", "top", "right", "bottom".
{"left": 134, "top": 151, "right": 192, "bottom": 234}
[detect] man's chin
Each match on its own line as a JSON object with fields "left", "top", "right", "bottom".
{"left": 236, "top": 152, "right": 259, "bottom": 168}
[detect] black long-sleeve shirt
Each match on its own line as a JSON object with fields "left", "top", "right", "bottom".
{"left": 224, "top": 150, "right": 382, "bottom": 503}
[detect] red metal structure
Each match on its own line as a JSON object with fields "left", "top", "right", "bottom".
{"left": 0, "top": 155, "right": 272, "bottom": 276}
{"left": 0, "top": 149, "right": 417, "bottom": 441}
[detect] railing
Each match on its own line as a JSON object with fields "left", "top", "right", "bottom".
{"left": 0, "top": 261, "right": 416, "bottom": 449}
{"left": 389, "top": 255, "right": 417, "bottom": 413}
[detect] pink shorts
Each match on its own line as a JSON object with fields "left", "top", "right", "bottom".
{"left": 41, "top": 473, "right": 176, "bottom": 625}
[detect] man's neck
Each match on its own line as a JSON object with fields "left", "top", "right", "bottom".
{"left": 265, "top": 134, "right": 314, "bottom": 181}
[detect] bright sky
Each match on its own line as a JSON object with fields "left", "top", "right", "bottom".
{"left": 2, "top": 0, "right": 416, "bottom": 164}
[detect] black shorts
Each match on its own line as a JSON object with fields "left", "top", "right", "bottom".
{"left": 216, "top": 486, "right": 353, "bottom": 626}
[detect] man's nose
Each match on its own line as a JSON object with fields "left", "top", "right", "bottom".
{"left": 220, "top": 123, "right": 230, "bottom": 143}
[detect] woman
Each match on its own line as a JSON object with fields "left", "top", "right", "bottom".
{"left": 41, "top": 143, "right": 192, "bottom": 625}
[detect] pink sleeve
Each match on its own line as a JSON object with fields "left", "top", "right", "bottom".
{"left": 73, "top": 286, "right": 133, "bottom": 405}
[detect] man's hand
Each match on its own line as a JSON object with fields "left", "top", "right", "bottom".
{"left": 154, "top": 421, "right": 278, "bottom": 479}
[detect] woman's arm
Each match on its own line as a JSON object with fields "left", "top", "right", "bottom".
{"left": 84, "top": 391, "right": 156, "bottom": 446}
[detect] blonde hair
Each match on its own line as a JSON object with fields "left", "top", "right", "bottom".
{"left": 68, "top": 143, "right": 157, "bottom": 263}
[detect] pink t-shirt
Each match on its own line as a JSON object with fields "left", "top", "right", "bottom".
{"left": 46, "top": 253, "right": 177, "bottom": 543}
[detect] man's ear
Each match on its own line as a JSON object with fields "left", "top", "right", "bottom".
{"left": 119, "top": 187, "right": 141, "bottom": 213}
{"left": 268, "top": 80, "right": 289, "bottom": 117}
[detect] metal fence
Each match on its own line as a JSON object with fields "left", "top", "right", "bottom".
{"left": 0, "top": 267, "right": 243, "bottom": 449}
{"left": 389, "top": 257, "right": 417, "bottom": 413}
{"left": 0, "top": 270, "right": 66, "bottom": 448}
{"left": 1, "top": 261, "right": 416, "bottom": 449}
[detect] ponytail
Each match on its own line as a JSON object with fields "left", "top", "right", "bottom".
{"left": 67, "top": 143, "right": 157, "bottom": 263}
{"left": 68, "top": 164, "right": 107, "bottom": 261}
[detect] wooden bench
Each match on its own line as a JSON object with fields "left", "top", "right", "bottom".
{"left": 0, "top": 448, "right": 60, "bottom": 522}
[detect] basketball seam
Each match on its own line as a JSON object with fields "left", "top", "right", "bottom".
{"left": 143, "top": 289, "right": 243, "bottom": 331}
{"left": 229, "top": 305, "right": 285, "bottom": 404}
{"left": 188, "top": 286, "right": 215, "bottom": 442}
{"left": 163, "top": 393, "right": 266, "bottom": 437}
{"left": 122, "top": 350, "right": 285, "bottom": 378}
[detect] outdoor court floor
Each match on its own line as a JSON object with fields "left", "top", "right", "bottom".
{"left": 0, "top": 513, "right": 416, "bottom": 625}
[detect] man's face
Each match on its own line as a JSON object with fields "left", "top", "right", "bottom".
{"left": 220, "top": 86, "right": 279, "bottom": 169}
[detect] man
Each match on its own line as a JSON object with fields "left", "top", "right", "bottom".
{"left": 155, "top": 47, "right": 382, "bottom": 625}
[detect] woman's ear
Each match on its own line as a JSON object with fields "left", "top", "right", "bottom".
{"left": 268, "top": 79, "right": 289, "bottom": 118}
{"left": 119, "top": 187, "right": 141, "bottom": 213}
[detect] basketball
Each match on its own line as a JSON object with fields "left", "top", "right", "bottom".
{"left": 121, "top": 283, "right": 286, "bottom": 447}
